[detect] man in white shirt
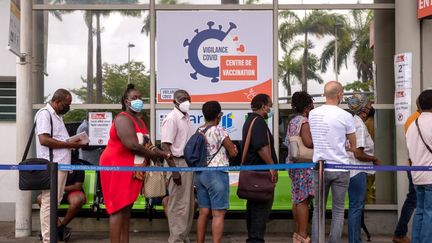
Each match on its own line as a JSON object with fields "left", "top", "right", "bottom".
{"left": 406, "top": 89, "right": 432, "bottom": 242}
{"left": 309, "top": 81, "right": 357, "bottom": 243}
{"left": 35, "top": 89, "right": 84, "bottom": 243}
{"left": 346, "top": 94, "right": 381, "bottom": 243}
{"left": 161, "top": 89, "right": 195, "bottom": 243}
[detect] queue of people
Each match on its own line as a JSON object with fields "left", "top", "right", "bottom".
{"left": 33, "top": 84, "right": 431, "bottom": 243}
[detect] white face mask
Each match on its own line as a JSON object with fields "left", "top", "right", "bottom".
{"left": 178, "top": 101, "right": 191, "bottom": 113}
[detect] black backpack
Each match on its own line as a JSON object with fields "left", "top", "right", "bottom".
{"left": 184, "top": 125, "right": 222, "bottom": 167}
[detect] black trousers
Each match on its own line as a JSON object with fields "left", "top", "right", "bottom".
{"left": 246, "top": 197, "right": 274, "bottom": 243}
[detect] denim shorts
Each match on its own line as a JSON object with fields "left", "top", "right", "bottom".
{"left": 194, "top": 171, "right": 229, "bottom": 210}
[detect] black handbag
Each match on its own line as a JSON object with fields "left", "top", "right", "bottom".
{"left": 237, "top": 117, "right": 275, "bottom": 202}
{"left": 19, "top": 110, "right": 53, "bottom": 191}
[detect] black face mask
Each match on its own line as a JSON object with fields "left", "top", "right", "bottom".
{"left": 59, "top": 105, "right": 70, "bottom": 115}
{"left": 367, "top": 107, "right": 375, "bottom": 117}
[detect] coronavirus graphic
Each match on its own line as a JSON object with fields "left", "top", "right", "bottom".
{"left": 183, "top": 21, "right": 243, "bottom": 83}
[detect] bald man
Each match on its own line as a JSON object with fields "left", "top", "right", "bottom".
{"left": 309, "top": 81, "right": 357, "bottom": 243}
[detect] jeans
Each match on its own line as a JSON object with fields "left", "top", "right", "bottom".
{"left": 412, "top": 184, "right": 432, "bottom": 243}
{"left": 194, "top": 171, "right": 229, "bottom": 209}
{"left": 348, "top": 172, "right": 367, "bottom": 243}
{"left": 394, "top": 171, "right": 417, "bottom": 237}
{"left": 312, "top": 170, "right": 350, "bottom": 243}
{"left": 246, "top": 197, "right": 274, "bottom": 243}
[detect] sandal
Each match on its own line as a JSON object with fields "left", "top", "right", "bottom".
{"left": 293, "top": 232, "right": 311, "bottom": 243}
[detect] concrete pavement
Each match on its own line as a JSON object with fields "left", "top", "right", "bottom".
{"left": 0, "top": 222, "right": 395, "bottom": 243}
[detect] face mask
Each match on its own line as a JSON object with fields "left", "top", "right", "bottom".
{"left": 129, "top": 99, "right": 144, "bottom": 113}
{"left": 59, "top": 105, "right": 70, "bottom": 115}
{"left": 179, "top": 101, "right": 191, "bottom": 113}
{"left": 368, "top": 107, "right": 375, "bottom": 117}
{"left": 267, "top": 107, "right": 274, "bottom": 118}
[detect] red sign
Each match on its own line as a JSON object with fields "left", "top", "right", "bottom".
{"left": 220, "top": 56, "right": 258, "bottom": 81}
{"left": 395, "top": 90, "right": 406, "bottom": 98}
{"left": 91, "top": 113, "right": 106, "bottom": 119}
{"left": 418, "top": 0, "right": 432, "bottom": 19}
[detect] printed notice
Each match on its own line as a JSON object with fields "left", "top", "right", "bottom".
{"left": 394, "top": 53, "right": 412, "bottom": 90}
{"left": 394, "top": 89, "right": 411, "bottom": 125}
{"left": 89, "top": 112, "right": 113, "bottom": 146}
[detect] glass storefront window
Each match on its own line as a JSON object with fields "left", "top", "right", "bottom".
{"left": 156, "top": 0, "right": 273, "bottom": 4}
{"left": 278, "top": 107, "right": 396, "bottom": 204}
{"left": 45, "top": 0, "right": 149, "bottom": 4}
{"left": 34, "top": 3, "right": 395, "bottom": 204}
{"left": 279, "top": 0, "right": 374, "bottom": 3}
{"left": 278, "top": 9, "right": 380, "bottom": 104}
{"left": 40, "top": 10, "right": 150, "bottom": 104}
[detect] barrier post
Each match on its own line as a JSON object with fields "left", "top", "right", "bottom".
{"left": 318, "top": 160, "right": 325, "bottom": 243}
{"left": 49, "top": 162, "right": 58, "bottom": 243}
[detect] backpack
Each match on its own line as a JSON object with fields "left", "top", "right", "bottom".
{"left": 184, "top": 125, "right": 222, "bottom": 167}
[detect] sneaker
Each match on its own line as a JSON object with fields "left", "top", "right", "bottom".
{"left": 392, "top": 235, "right": 410, "bottom": 243}
{"left": 58, "top": 225, "right": 72, "bottom": 242}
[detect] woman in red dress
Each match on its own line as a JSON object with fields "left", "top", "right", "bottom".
{"left": 100, "top": 84, "right": 172, "bottom": 243}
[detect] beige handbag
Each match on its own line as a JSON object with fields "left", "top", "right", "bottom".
{"left": 142, "top": 159, "right": 166, "bottom": 198}
{"left": 288, "top": 136, "right": 313, "bottom": 162}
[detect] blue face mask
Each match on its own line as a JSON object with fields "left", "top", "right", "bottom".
{"left": 129, "top": 99, "right": 144, "bottom": 112}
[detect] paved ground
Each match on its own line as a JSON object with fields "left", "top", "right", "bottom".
{"left": 0, "top": 222, "right": 395, "bottom": 243}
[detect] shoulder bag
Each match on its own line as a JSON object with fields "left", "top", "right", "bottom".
{"left": 289, "top": 136, "right": 313, "bottom": 162}
{"left": 19, "top": 109, "right": 53, "bottom": 191}
{"left": 237, "top": 117, "right": 275, "bottom": 202}
{"left": 288, "top": 116, "right": 313, "bottom": 162}
{"left": 142, "top": 158, "right": 167, "bottom": 198}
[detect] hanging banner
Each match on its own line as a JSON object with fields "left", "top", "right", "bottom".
{"left": 394, "top": 52, "right": 412, "bottom": 90}
{"left": 155, "top": 109, "right": 273, "bottom": 141}
{"left": 418, "top": 0, "right": 432, "bottom": 19}
{"left": 156, "top": 11, "right": 273, "bottom": 103}
{"left": 394, "top": 89, "right": 412, "bottom": 126}
{"left": 88, "top": 112, "right": 113, "bottom": 146}
{"left": 8, "top": 0, "right": 20, "bottom": 56}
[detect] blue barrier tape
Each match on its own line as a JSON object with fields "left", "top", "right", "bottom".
{"left": 0, "top": 163, "right": 315, "bottom": 172}
{"left": 58, "top": 163, "right": 315, "bottom": 172}
{"left": 325, "top": 164, "right": 432, "bottom": 171}
{"left": 0, "top": 164, "right": 47, "bottom": 171}
{"left": 3, "top": 163, "right": 432, "bottom": 172}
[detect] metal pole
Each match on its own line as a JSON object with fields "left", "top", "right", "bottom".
{"left": 49, "top": 162, "right": 58, "bottom": 243}
{"left": 272, "top": 0, "right": 279, "bottom": 161}
{"left": 15, "top": 0, "right": 33, "bottom": 237}
{"left": 318, "top": 160, "right": 325, "bottom": 243}
{"left": 149, "top": 0, "right": 156, "bottom": 144}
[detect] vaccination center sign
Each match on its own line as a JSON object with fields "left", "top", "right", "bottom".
{"left": 156, "top": 11, "right": 273, "bottom": 103}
